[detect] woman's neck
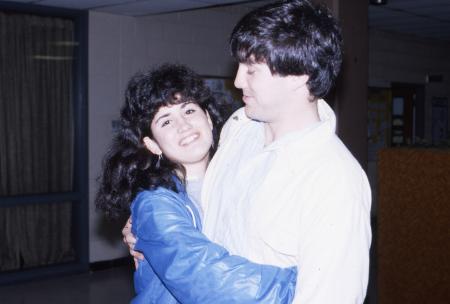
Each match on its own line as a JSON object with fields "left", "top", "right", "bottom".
{"left": 182, "top": 157, "right": 209, "bottom": 181}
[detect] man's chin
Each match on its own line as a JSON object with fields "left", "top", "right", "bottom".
{"left": 244, "top": 106, "right": 263, "bottom": 122}
{"left": 243, "top": 105, "right": 254, "bottom": 119}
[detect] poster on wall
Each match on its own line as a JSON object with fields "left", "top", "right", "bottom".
{"left": 203, "top": 77, "right": 243, "bottom": 119}
{"left": 431, "top": 97, "right": 448, "bottom": 145}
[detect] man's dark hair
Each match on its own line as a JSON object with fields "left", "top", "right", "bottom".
{"left": 230, "top": 0, "right": 343, "bottom": 99}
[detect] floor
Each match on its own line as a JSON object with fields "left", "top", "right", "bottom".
{"left": 0, "top": 264, "right": 377, "bottom": 304}
{"left": 0, "top": 265, "right": 135, "bottom": 304}
{"left": 0, "top": 221, "right": 377, "bottom": 304}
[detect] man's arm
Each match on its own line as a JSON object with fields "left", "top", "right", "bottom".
{"left": 122, "top": 218, "right": 143, "bottom": 268}
{"left": 293, "top": 165, "right": 372, "bottom": 303}
{"left": 131, "top": 191, "right": 297, "bottom": 304}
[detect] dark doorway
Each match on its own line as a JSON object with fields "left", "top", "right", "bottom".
{"left": 390, "top": 83, "right": 425, "bottom": 146}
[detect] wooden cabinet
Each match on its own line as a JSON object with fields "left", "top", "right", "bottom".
{"left": 378, "top": 149, "right": 450, "bottom": 303}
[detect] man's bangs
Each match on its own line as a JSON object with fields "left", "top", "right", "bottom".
{"left": 233, "top": 42, "right": 268, "bottom": 65}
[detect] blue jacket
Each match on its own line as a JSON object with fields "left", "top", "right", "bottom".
{"left": 130, "top": 179, "right": 297, "bottom": 303}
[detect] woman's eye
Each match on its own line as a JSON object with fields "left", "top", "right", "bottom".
{"left": 161, "top": 120, "right": 171, "bottom": 127}
{"left": 185, "top": 108, "right": 196, "bottom": 115}
{"left": 247, "top": 69, "right": 255, "bottom": 75}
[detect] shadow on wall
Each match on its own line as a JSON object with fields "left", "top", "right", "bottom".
{"left": 95, "top": 214, "right": 129, "bottom": 246}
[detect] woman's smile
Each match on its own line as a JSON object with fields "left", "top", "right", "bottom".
{"left": 179, "top": 133, "right": 200, "bottom": 146}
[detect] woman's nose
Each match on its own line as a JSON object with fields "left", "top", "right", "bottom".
{"left": 177, "top": 117, "right": 192, "bottom": 133}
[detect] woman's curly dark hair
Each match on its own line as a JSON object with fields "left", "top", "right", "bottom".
{"left": 95, "top": 63, "right": 226, "bottom": 219}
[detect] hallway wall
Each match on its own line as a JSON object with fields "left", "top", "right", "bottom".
{"left": 88, "top": 4, "right": 255, "bottom": 262}
{"left": 88, "top": 0, "right": 371, "bottom": 262}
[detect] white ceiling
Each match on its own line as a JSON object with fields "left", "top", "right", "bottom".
{"left": 369, "top": 0, "right": 450, "bottom": 42}
{"left": 3, "top": 0, "right": 450, "bottom": 41}
{"left": 3, "top": 0, "right": 269, "bottom": 16}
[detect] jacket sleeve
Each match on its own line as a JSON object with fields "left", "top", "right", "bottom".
{"left": 132, "top": 191, "right": 297, "bottom": 304}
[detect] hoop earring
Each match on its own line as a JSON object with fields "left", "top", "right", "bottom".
{"left": 155, "top": 154, "right": 163, "bottom": 169}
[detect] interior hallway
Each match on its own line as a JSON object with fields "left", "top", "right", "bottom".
{"left": 0, "top": 252, "right": 376, "bottom": 304}
{"left": 0, "top": 221, "right": 377, "bottom": 304}
{"left": 0, "top": 264, "right": 134, "bottom": 304}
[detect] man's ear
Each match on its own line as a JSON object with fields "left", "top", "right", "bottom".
{"left": 289, "top": 74, "right": 309, "bottom": 91}
{"left": 143, "top": 136, "right": 162, "bottom": 155}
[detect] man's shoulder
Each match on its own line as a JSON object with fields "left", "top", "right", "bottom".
{"left": 222, "top": 107, "right": 251, "bottom": 131}
{"left": 285, "top": 133, "right": 364, "bottom": 177}
{"left": 219, "top": 107, "right": 261, "bottom": 144}
{"left": 227, "top": 107, "right": 248, "bottom": 121}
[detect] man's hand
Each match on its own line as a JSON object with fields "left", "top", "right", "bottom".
{"left": 122, "top": 217, "right": 144, "bottom": 268}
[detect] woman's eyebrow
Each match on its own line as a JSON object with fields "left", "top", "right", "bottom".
{"left": 181, "top": 102, "right": 193, "bottom": 109}
{"left": 154, "top": 112, "right": 171, "bottom": 125}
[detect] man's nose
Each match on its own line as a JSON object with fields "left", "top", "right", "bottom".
{"left": 234, "top": 65, "right": 245, "bottom": 89}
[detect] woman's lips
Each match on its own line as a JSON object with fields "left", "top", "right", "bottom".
{"left": 179, "top": 133, "right": 199, "bottom": 146}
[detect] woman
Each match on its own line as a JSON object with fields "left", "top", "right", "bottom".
{"left": 95, "top": 64, "right": 296, "bottom": 304}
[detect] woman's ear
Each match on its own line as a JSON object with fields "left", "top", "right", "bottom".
{"left": 143, "top": 136, "right": 162, "bottom": 155}
{"left": 205, "top": 111, "right": 213, "bottom": 130}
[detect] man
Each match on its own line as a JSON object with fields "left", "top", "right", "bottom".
{"left": 200, "top": 1, "right": 372, "bottom": 302}
{"left": 125, "top": 1, "right": 371, "bottom": 303}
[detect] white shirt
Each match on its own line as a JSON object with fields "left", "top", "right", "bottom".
{"left": 202, "top": 99, "right": 372, "bottom": 304}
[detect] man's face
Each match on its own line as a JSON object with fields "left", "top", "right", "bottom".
{"left": 234, "top": 61, "right": 295, "bottom": 123}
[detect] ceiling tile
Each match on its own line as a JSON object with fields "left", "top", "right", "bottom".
{"left": 39, "top": 0, "right": 127, "bottom": 10}
{"left": 2, "top": 0, "right": 450, "bottom": 41}
{"left": 95, "top": 0, "right": 217, "bottom": 16}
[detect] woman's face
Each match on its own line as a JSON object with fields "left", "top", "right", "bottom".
{"left": 146, "top": 101, "right": 213, "bottom": 177}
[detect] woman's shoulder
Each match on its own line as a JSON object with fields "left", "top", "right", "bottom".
{"left": 133, "top": 187, "right": 183, "bottom": 207}
{"left": 131, "top": 186, "right": 195, "bottom": 237}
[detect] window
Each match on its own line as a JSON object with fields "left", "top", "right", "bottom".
{"left": 0, "top": 2, "right": 88, "bottom": 283}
